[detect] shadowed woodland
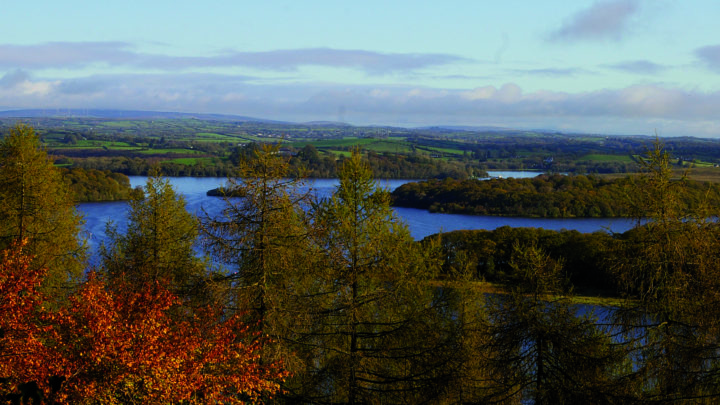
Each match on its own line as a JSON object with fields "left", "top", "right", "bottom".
{"left": 3, "top": 123, "right": 720, "bottom": 404}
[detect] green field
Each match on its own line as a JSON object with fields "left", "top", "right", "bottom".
{"left": 163, "top": 157, "right": 215, "bottom": 165}
{"left": 581, "top": 154, "right": 634, "bottom": 162}
{"left": 137, "top": 148, "right": 204, "bottom": 155}
{"left": 290, "top": 138, "right": 375, "bottom": 148}
{"left": 362, "top": 140, "right": 414, "bottom": 153}
{"left": 8, "top": 115, "right": 720, "bottom": 181}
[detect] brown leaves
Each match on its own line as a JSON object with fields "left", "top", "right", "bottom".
{"left": 0, "top": 240, "right": 58, "bottom": 394}
{"left": 0, "top": 242, "right": 287, "bottom": 404}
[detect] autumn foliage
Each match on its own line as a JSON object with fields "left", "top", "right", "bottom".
{"left": 0, "top": 241, "right": 286, "bottom": 404}
{"left": 0, "top": 241, "right": 57, "bottom": 401}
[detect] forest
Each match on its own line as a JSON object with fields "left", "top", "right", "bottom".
{"left": 4, "top": 123, "right": 720, "bottom": 404}
{"left": 60, "top": 168, "right": 133, "bottom": 202}
{"left": 392, "top": 173, "right": 720, "bottom": 217}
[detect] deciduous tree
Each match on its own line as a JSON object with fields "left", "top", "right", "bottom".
{"left": 481, "top": 243, "right": 625, "bottom": 404}
{"left": 202, "top": 143, "right": 315, "bottom": 392}
{"left": 0, "top": 242, "right": 287, "bottom": 404}
{"left": 294, "top": 150, "right": 458, "bottom": 404}
{"left": 202, "top": 144, "right": 311, "bottom": 323}
{"left": 0, "top": 240, "right": 60, "bottom": 403}
{"left": 614, "top": 139, "right": 720, "bottom": 401}
{"left": 0, "top": 123, "right": 85, "bottom": 291}
{"left": 50, "top": 274, "right": 286, "bottom": 404}
{"left": 101, "top": 169, "right": 205, "bottom": 299}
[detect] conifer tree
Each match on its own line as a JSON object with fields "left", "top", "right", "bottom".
{"left": 294, "top": 150, "right": 457, "bottom": 404}
{"left": 201, "top": 143, "right": 313, "bottom": 369}
{"left": 101, "top": 169, "right": 205, "bottom": 298}
{"left": 613, "top": 139, "right": 720, "bottom": 401}
{"left": 481, "top": 243, "right": 624, "bottom": 404}
{"left": 0, "top": 123, "right": 85, "bottom": 291}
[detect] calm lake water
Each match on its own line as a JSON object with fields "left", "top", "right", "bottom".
{"left": 77, "top": 173, "right": 635, "bottom": 258}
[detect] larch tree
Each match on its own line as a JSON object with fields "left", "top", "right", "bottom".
{"left": 0, "top": 123, "right": 85, "bottom": 292}
{"left": 201, "top": 143, "right": 314, "bottom": 370}
{"left": 613, "top": 139, "right": 720, "bottom": 401}
{"left": 293, "top": 150, "right": 459, "bottom": 404}
{"left": 480, "top": 243, "right": 625, "bottom": 405}
{"left": 100, "top": 169, "right": 205, "bottom": 299}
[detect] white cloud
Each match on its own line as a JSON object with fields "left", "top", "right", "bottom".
{"left": 0, "top": 69, "right": 57, "bottom": 95}
{"left": 2, "top": 73, "right": 720, "bottom": 136}
{"left": 462, "top": 86, "right": 496, "bottom": 100}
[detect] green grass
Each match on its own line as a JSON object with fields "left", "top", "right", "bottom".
{"left": 196, "top": 139, "right": 237, "bottom": 143}
{"left": 52, "top": 145, "right": 143, "bottom": 151}
{"left": 570, "top": 294, "right": 625, "bottom": 308}
{"left": 298, "top": 138, "right": 375, "bottom": 148}
{"left": 237, "top": 134, "right": 269, "bottom": 142}
{"left": 362, "top": 140, "right": 414, "bottom": 153}
{"left": 417, "top": 145, "right": 464, "bottom": 156}
{"left": 195, "top": 132, "right": 239, "bottom": 141}
{"left": 137, "top": 148, "right": 203, "bottom": 155}
{"left": 163, "top": 157, "right": 215, "bottom": 165}
{"left": 686, "top": 160, "right": 715, "bottom": 168}
{"left": 581, "top": 154, "right": 634, "bottom": 162}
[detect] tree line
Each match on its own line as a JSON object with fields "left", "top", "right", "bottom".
{"left": 60, "top": 167, "right": 133, "bottom": 202}
{"left": 4, "top": 124, "right": 720, "bottom": 403}
{"left": 433, "top": 227, "right": 617, "bottom": 295}
{"left": 392, "top": 173, "right": 720, "bottom": 217}
{"left": 62, "top": 142, "right": 485, "bottom": 180}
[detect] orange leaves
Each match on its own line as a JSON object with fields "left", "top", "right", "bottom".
{"left": 0, "top": 240, "right": 58, "bottom": 393}
{"left": 0, "top": 243, "right": 287, "bottom": 404}
{"left": 51, "top": 275, "right": 287, "bottom": 404}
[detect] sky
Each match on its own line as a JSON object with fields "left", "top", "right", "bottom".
{"left": 2, "top": 0, "right": 720, "bottom": 137}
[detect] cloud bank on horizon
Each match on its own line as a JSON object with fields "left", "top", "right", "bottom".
{"left": 2, "top": 0, "right": 720, "bottom": 136}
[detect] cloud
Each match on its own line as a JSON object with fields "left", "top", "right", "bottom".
{"left": 2, "top": 73, "right": 720, "bottom": 136}
{"left": 0, "top": 69, "right": 57, "bottom": 96}
{"left": 510, "top": 67, "right": 590, "bottom": 77}
{"left": 0, "top": 69, "right": 32, "bottom": 88}
{"left": 605, "top": 60, "right": 665, "bottom": 74}
{"left": 696, "top": 45, "right": 720, "bottom": 72}
{"left": 171, "top": 48, "right": 471, "bottom": 73}
{"left": 549, "top": 0, "right": 640, "bottom": 41}
{"left": 0, "top": 42, "right": 469, "bottom": 74}
{"left": 0, "top": 42, "right": 136, "bottom": 69}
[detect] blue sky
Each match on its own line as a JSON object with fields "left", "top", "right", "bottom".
{"left": 2, "top": 0, "right": 720, "bottom": 136}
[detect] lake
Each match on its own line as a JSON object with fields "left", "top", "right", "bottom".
{"left": 77, "top": 173, "right": 635, "bottom": 258}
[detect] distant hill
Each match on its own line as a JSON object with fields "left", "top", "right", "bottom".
{"left": 302, "top": 121, "right": 353, "bottom": 127}
{"left": 418, "top": 125, "right": 516, "bottom": 132}
{"left": 0, "top": 109, "right": 287, "bottom": 124}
